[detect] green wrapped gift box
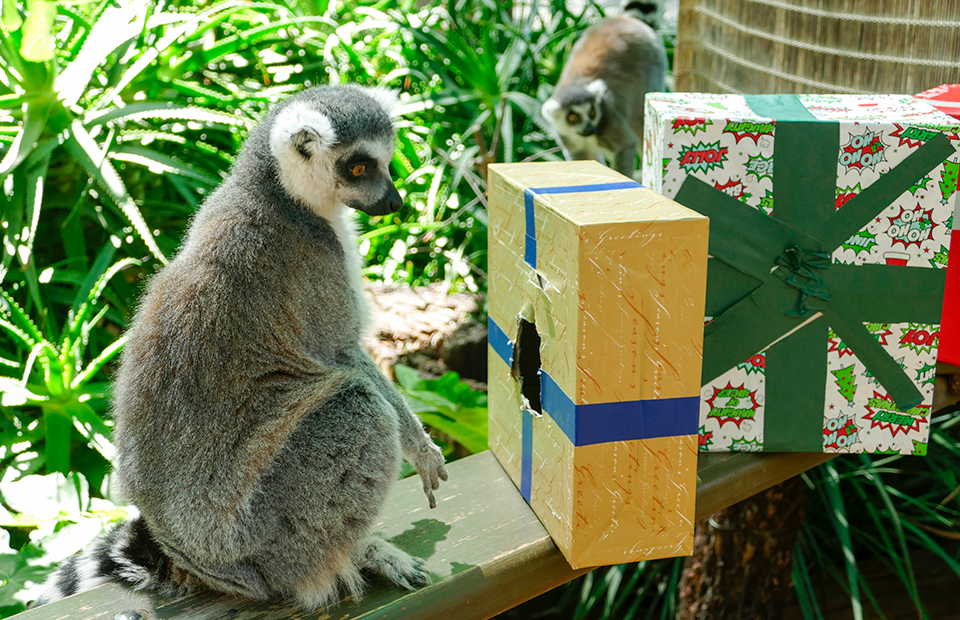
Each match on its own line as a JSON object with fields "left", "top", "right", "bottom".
{"left": 642, "top": 94, "right": 960, "bottom": 454}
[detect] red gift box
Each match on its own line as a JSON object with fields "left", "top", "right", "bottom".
{"left": 942, "top": 225, "right": 960, "bottom": 366}
{"left": 918, "top": 86, "right": 960, "bottom": 366}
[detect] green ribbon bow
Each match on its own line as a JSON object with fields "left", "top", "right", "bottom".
{"left": 675, "top": 95, "right": 956, "bottom": 451}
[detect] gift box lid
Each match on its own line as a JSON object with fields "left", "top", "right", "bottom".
{"left": 916, "top": 84, "right": 960, "bottom": 120}
{"left": 647, "top": 93, "right": 960, "bottom": 126}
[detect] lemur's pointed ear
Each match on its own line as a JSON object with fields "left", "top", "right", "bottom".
{"left": 366, "top": 87, "right": 401, "bottom": 120}
{"left": 586, "top": 79, "right": 608, "bottom": 101}
{"left": 270, "top": 102, "right": 338, "bottom": 161}
{"left": 541, "top": 98, "right": 560, "bottom": 118}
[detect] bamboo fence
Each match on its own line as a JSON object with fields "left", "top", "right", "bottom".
{"left": 675, "top": 0, "right": 960, "bottom": 94}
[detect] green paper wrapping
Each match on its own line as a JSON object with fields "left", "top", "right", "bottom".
{"left": 643, "top": 94, "right": 960, "bottom": 454}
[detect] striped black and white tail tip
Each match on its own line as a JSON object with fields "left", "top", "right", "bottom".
{"left": 32, "top": 517, "right": 195, "bottom": 607}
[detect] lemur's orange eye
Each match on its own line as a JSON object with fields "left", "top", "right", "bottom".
{"left": 351, "top": 164, "right": 366, "bottom": 177}
{"left": 567, "top": 112, "right": 580, "bottom": 124}
{"left": 588, "top": 108, "right": 596, "bottom": 119}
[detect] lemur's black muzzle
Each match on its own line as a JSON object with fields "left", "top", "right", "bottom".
{"left": 579, "top": 123, "right": 597, "bottom": 137}
{"left": 380, "top": 184, "right": 403, "bottom": 214}
{"left": 361, "top": 184, "right": 403, "bottom": 216}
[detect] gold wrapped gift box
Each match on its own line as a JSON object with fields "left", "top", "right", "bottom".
{"left": 487, "top": 161, "right": 709, "bottom": 568}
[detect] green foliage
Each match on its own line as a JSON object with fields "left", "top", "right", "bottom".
{"left": 394, "top": 364, "right": 488, "bottom": 455}
{"left": 0, "top": 541, "right": 50, "bottom": 615}
{"left": 0, "top": 254, "right": 133, "bottom": 492}
{"left": 0, "top": 0, "right": 336, "bottom": 283}
{"left": 341, "top": 0, "right": 604, "bottom": 290}
{"left": 0, "top": 477, "right": 130, "bottom": 614}
{"left": 795, "top": 407, "right": 960, "bottom": 620}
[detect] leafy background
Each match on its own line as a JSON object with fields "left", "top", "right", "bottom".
{"left": 0, "top": 0, "right": 957, "bottom": 618}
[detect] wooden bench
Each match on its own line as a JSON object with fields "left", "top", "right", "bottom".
{"left": 15, "top": 376, "right": 959, "bottom": 620}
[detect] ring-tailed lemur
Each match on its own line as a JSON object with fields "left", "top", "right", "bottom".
{"left": 33, "top": 85, "right": 448, "bottom": 611}
{"left": 541, "top": 2, "right": 667, "bottom": 177}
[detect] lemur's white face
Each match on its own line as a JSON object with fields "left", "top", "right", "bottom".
{"left": 269, "top": 98, "right": 401, "bottom": 219}
{"left": 541, "top": 79, "right": 607, "bottom": 139}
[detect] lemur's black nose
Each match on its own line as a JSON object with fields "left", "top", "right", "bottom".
{"left": 384, "top": 184, "right": 403, "bottom": 214}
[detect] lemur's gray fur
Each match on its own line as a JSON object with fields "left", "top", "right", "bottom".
{"left": 541, "top": 9, "right": 666, "bottom": 177}
{"left": 33, "top": 85, "right": 448, "bottom": 610}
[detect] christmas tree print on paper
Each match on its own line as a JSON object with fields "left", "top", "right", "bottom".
{"left": 942, "top": 160, "right": 959, "bottom": 205}
{"left": 832, "top": 364, "right": 857, "bottom": 405}
{"left": 912, "top": 439, "right": 928, "bottom": 456}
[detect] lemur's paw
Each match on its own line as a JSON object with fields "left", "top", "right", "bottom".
{"left": 361, "top": 537, "right": 429, "bottom": 591}
{"left": 414, "top": 441, "right": 448, "bottom": 509}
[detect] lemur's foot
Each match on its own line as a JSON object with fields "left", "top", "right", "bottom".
{"left": 357, "top": 536, "right": 429, "bottom": 590}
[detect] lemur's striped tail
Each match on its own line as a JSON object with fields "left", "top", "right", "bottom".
{"left": 32, "top": 517, "right": 196, "bottom": 607}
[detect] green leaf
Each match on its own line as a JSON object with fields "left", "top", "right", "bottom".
{"left": 196, "top": 16, "right": 336, "bottom": 65}
{"left": 0, "top": 549, "right": 52, "bottom": 609}
{"left": 71, "top": 441, "right": 111, "bottom": 497}
{"left": 63, "top": 121, "right": 167, "bottom": 263}
{"left": 54, "top": 0, "right": 146, "bottom": 106}
{"left": 393, "top": 364, "right": 425, "bottom": 391}
{"left": 0, "top": 377, "right": 45, "bottom": 404}
{"left": 85, "top": 102, "right": 253, "bottom": 129}
{"left": 111, "top": 145, "right": 221, "bottom": 186}
{"left": 822, "top": 461, "right": 863, "bottom": 620}
{"left": 42, "top": 409, "right": 72, "bottom": 474}
{"left": 103, "top": 12, "right": 202, "bottom": 99}
{"left": 0, "top": 99, "right": 53, "bottom": 177}
{"left": 70, "top": 242, "right": 116, "bottom": 318}
{"left": 0, "top": 288, "right": 43, "bottom": 342}
{"left": 15, "top": 150, "right": 50, "bottom": 270}
{"left": 69, "top": 258, "right": 139, "bottom": 337}
{"left": 1, "top": 0, "right": 23, "bottom": 32}
{"left": 69, "top": 304, "right": 109, "bottom": 364}
{"left": 0, "top": 316, "right": 35, "bottom": 351}
{"left": 72, "top": 334, "right": 126, "bottom": 389}
{"left": 20, "top": 339, "right": 55, "bottom": 388}
{"left": 0, "top": 169, "right": 25, "bottom": 284}
{"left": 19, "top": 0, "right": 55, "bottom": 62}
{"left": 416, "top": 409, "right": 487, "bottom": 455}
{"left": 792, "top": 543, "right": 824, "bottom": 620}
{"left": 63, "top": 399, "right": 111, "bottom": 438}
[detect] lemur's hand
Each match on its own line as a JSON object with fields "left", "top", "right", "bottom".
{"left": 414, "top": 440, "right": 448, "bottom": 509}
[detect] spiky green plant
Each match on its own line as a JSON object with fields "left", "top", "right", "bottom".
{"left": 345, "top": 0, "right": 605, "bottom": 290}
{"left": 0, "top": 254, "right": 137, "bottom": 494}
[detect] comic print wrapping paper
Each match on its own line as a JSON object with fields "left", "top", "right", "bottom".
{"left": 642, "top": 93, "right": 960, "bottom": 455}
{"left": 487, "top": 161, "right": 708, "bottom": 568}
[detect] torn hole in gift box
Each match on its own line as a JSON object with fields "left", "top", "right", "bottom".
{"left": 511, "top": 318, "right": 542, "bottom": 416}
{"left": 535, "top": 272, "right": 547, "bottom": 291}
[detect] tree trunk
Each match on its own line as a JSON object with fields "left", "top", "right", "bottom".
{"left": 677, "top": 475, "right": 806, "bottom": 620}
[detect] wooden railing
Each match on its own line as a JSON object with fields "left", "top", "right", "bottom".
{"left": 13, "top": 371, "right": 959, "bottom": 620}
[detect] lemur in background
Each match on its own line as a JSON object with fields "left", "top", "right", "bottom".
{"left": 541, "top": 1, "right": 667, "bottom": 177}
{"left": 34, "top": 85, "right": 448, "bottom": 610}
